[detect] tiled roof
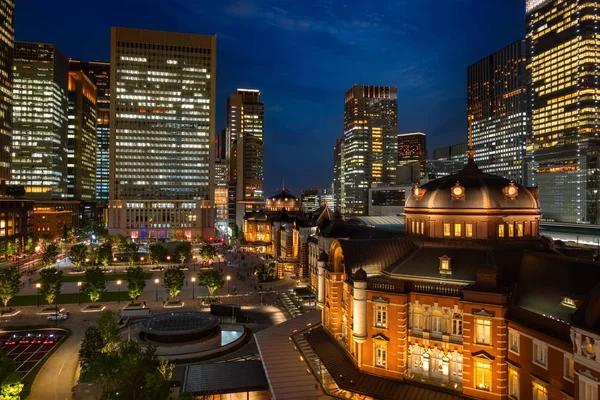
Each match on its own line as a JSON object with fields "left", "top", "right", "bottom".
{"left": 338, "top": 238, "right": 415, "bottom": 276}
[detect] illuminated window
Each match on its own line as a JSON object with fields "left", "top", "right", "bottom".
{"left": 443, "top": 223, "right": 451, "bottom": 237}
{"left": 580, "top": 379, "right": 597, "bottom": 400}
{"left": 508, "top": 223, "right": 514, "bottom": 237}
{"left": 475, "top": 319, "right": 491, "bottom": 345}
{"left": 375, "top": 344, "right": 387, "bottom": 368}
{"left": 563, "top": 354, "right": 574, "bottom": 381}
{"left": 412, "top": 307, "right": 424, "bottom": 330}
{"left": 432, "top": 310, "right": 443, "bottom": 334}
{"left": 508, "top": 366, "right": 520, "bottom": 399}
{"left": 454, "top": 223, "right": 462, "bottom": 237}
{"left": 516, "top": 222, "right": 523, "bottom": 237}
{"left": 466, "top": 223, "right": 473, "bottom": 238}
{"left": 375, "top": 304, "right": 387, "bottom": 328}
{"left": 562, "top": 297, "right": 577, "bottom": 308}
{"left": 532, "top": 381, "right": 547, "bottom": 400}
{"left": 420, "top": 221, "right": 425, "bottom": 235}
{"left": 475, "top": 362, "right": 491, "bottom": 391}
{"left": 452, "top": 313, "right": 462, "bottom": 335}
{"left": 411, "top": 220, "right": 415, "bottom": 233}
{"left": 498, "top": 224, "right": 505, "bottom": 238}
{"left": 532, "top": 340, "right": 548, "bottom": 368}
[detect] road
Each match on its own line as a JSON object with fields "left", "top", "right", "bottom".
{"left": 27, "top": 322, "right": 86, "bottom": 400}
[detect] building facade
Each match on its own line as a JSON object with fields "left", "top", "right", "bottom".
{"left": 227, "top": 89, "right": 265, "bottom": 228}
{"left": 0, "top": 199, "right": 33, "bottom": 255}
{"left": 214, "top": 159, "right": 228, "bottom": 233}
{"left": 333, "top": 137, "right": 344, "bottom": 213}
{"left": 527, "top": 0, "right": 600, "bottom": 223}
{"left": 107, "top": 28, "right": 215, "bottom": 240}
{"left": 468, "top": 40, "right": 529, "bottom": 183}
{"left": 398, "top": 132, "right": 426, "bottom": 165}
{"left": 0, "top": 0, "right": 13, "bottom": 190}
{"left": 342, "top": 85, "right": 398, "bottom": 215}
{"left": 67, "top": 70, "right": 97, "bottom": 201}
{"left": 11, "top": 42, "right": 69, "bottom": 199}
{"left": 368, "top": 184, "right": 411, "bottom": 217}
{"left": 301, "top": 188, "right": 319, "bottom": 213}
{"left": 433, "top": 142, "right": 467, "bottom": 162}
{"left": 307, "top": 155, "right": 600, "bottom": 400}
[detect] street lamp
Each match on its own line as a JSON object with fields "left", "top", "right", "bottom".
{"left": 226, "top": 275, "right": 231, "bottom": 295}
{"left": 154, "top": 278, "right": 159, "bottom": 301}
{"left": 166, "top": 255, "right": 171, "bottom": 261}
{"left": 77, "top": 281, "right": 82, "bottom": 305}
{"left": 191, "top": 277, "right": 196, "bottom": 300}
{"left": 116, "top": 280, "right": 122, "bottom": 303}
{"left": 36, "top": 283, "right": 41, "bottom": 307}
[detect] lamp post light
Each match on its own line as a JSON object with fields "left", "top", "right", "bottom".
{"left": 36, "top": 283, "right": 41, "bottom": 307}
{"left": 191, "top": 277, "right": 196, "bottom": 300}
{"left": 117, "top": 280, "right": 122, "bottom": 303}
{"left": 226, "top": 275, "right": 231, "bottom": 295}
{"left": 166, "top": 255, "right": 171, "bottom": 261}
{"left": 154, "top": 278, "right": 159, "bottom": 301}
{"left": 77, "top": 281, "right": 82, "bottom": 305}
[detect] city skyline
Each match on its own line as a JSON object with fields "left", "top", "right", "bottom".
{"left": 15, "top": 0, "right": 526, "bottom": 195}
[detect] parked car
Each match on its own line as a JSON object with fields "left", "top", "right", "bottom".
{"left": 47, "top": 312, "right": 69, "bottom": 321}
{"left": 179, "top": 266, "right": 189, "bottom": 271}
{"left": 4, "top": 335, "right": 19, "bottom": 345}
{"left": 19, "top": 334, "right": 33, "bottom": 344}
{"left": 43, "top": 334, "right": 55, "bottom": 345}
{"left": 31, "top": 335, "right": 44, "bottom": 344}
{"left": 150, "top": 266, "right": 164, "bottom": 271}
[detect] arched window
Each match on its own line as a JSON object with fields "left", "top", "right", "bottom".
{"left": 432, "top": 310, "right": 443, "bottom": 334}
{"left": 413, "top": 307, "right": 424, "bottom": 330}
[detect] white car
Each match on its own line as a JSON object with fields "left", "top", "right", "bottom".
{"left": 47, "top": 312, "right": 69, "bottom": 321}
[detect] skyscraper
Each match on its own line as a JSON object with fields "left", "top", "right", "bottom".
{"left": 66, "top": 70, "right": 97, "bottom": 201}
{"left": 70, "top": 60, "right": 110, "bottom": 202}
{"left": 333, "top": 137, "right": 344, "bottom": 213}
{"left": 0, "top": 0, "right": 13, "bottom": 190}
{"left": 468, "top": 40, "right": 529, "bottom": 183}
{"left": 227, "top": 89, "right": 264, "bottom": 228}
{"left": 342, "top": 85, "right": 397, "bottom": 215}
{"left": 11, "top": 42, "right": 69, "bottom": 199}
{"left": 107, "top": 28, "right": 216, "bottom": 240}
{"left": 398, "top": 132, "right": 427, "bottom": 165}
{"left": 527, "top": 0, "right": 600, "bottom": 223}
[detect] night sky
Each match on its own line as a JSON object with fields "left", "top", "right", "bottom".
{"left": 17, "top": 0, "right": 525, "bottom": 197}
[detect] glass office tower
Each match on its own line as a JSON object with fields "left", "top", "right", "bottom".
{"left": 108, "top": 28, "right": 216, "bottom": 241}
{"left": 0, "top": 0, "right": 13, "bottom": 190}
{"left": 527, "top": 0, "right": 600, "bottom": 223}
{"left": 11, "top": 42, "right": 69, "bottom": 199}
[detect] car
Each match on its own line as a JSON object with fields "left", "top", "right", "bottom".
{"left": 47, "top": 312, "right": 68, "bottom": 321}
{"left": 19, "top": 334, "right": 33, "bottom": 344}
{"left": 31, "top": 335, "right": 43, "bottom": 344}
{"left": 4, "top": 335, "right": 19, "bottom": 345}
{"left": 179, "top": 266, "right": 189, "bottom": 271}
{"left": 43, "top": 334, "right": 55, "bottom": 345}
{"left": 150, "top": 266, "right": 164, "bottom": 271}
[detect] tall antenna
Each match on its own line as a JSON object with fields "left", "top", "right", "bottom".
{"left": 467, "top": 114, "right": 475, "bottom": 162}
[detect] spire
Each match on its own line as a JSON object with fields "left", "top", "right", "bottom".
{"left": 467, "top": 114, "right": 475, "bottom": 162}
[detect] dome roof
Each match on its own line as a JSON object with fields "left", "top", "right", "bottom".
{"left": 405, "top": 161, "right": 539, "bottom": 211}
{"left": 354, "top": 267, "right": 367, "bottom": 281}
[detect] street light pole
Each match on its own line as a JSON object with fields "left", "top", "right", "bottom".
{"left": 117, "top": 280, "right": 121, "bottom": 303}
{"left": 155, "top": 278, "right": 159, "bottom": 302}
{"left": 226, "top": 275, "right": 231, "bottom": 295}
{"left": 77, "top": 281, "right": 82, "bottom": 305}
{"left": 36, "top": 283, "right": 41, "bottom": 307}
{"left": 191, "top": 277, "right": 196, "bottom": 300}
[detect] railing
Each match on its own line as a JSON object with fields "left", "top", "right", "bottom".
{"left": 368, "top": 280, "right": 405, "bottom": 294}
{"left": 411, "top": 282, "right": 461, "bottom": 297}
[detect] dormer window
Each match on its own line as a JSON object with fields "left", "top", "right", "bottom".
{"left": 439, "top": 256, "right": 452, "bottom": 274}
{"left": 561, "top": 297, "right": 577, "bottom": 309}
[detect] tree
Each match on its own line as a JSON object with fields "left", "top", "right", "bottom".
{"left": 197, "top": 269, "right": 224, "bottom": 296}
{"left": 82, "top": 267, "right": 106, "bottom": 303}
{"left": 98, "top": 242, "right": 112, "bottom": 267}
{"left": 199, "top": 244, "right": 218, "bottom": 262}
{"left": 69, "top": 243, "right": 87, "bottom": 268}
{"left": 41, "top": 244, "right": 59, "bottom": 267}
{"left": 87, "top": 244, "right": 100, "bottom": 266}
{"left": 125, "top": 266, "right": 146, "bottom": 302}
{"left": 5, "top": 242, "right": 15, "bottom": 259}
{"left": 24, "top": 235, "right": 38, "bottom": 254}
{"left": 98, "top": 311, "right": 120, "bottom": 354}
{"left": 0, "top": 349, "right": 22, "bottom": 400}
{"left": 174, "top": 242, "right": 192, "bottom": 265}
{"left": 38, "top": 267, "right": 63, "bottom": 306}
{"left": 163, "top": 268, "right": 184, "bottom": 298}
{"left": 113, "top": 234, "right": 129, "bottom": 252}
{"left": 172, "top": 231, "right": 186, "bottom": 241}
{"left": 0, "top": 267, "right": 21, "bottom": 309}
{"left": 148, "top": 244, "right": 167, "bottom": 265}
{"left": 123, "top": 242, "right": 139, "bottom": 266}
{"left": 142, "top": 357, "right": 174, "bottom": 400}
{"left": 79, "top": 326, "right": 103, "bottom": 370}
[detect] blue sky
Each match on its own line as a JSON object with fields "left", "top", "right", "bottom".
{"left": 16, "top": 0, "right": 526, "bottom": 196}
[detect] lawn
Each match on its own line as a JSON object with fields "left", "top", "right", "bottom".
{"left": 35, "top": 272, "right": 153, "bottom": 283}
{"left": 7, "top": 291, "right": 134, "bottom": 306}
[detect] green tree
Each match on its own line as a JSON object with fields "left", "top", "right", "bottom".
{"left": 0, "top": 349, "right": 22, "bottom": 400}
{"left": 42, "top": 244, "right": 59, "bottom": 267}
{"left": 24, "top": 235, "right": 38, "bottom": 254}
{"left": 79, "top": 326, "right": 103, "bottom": 370}
{"left": 197, "top": 269, "right": 224, "bottom": 296}
{"left": 113, "top": 234, "right": 129, "bottom": 252}
{"left": 162, "top": 268, "right": 184, "bottom": 298}
{"left": 142, "top": 357, "right": 174, "bottom": 400}
{"left": 87, "top": 244, "right": 100, "bottom": 266}
{"left": 123, "top": 242, "right": 139, "bottom": 266}
{"left": 98, "top": 311, "right": 120, "bottom": 354}
{"left": 0, "top": 267, "right": 21, "bottom": 309}
{"left": 39, "top": 267, "right": 63, "bottom": 306}
{"left": 174, "top": 242, "right": 192, "bottom": 265}
{"left": 125, "top": 266, "right": 146, "bottom": 302}
{"left": 199, "top": 244, "right": 218, "bottom": 262}
{"left": 69, "top": 243, "right": 87, "bottom": 268}
{"left": 99, "top": 242, "right": 112, "bottom": 267}
{"left": 5, "top": 242, "right": 15, "bottom": 259}
{"left": 82, "top": 266, "right": 106, "bottom": 303}
{"left": 148, "top": 244, "right": 167, "bottom": 265}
